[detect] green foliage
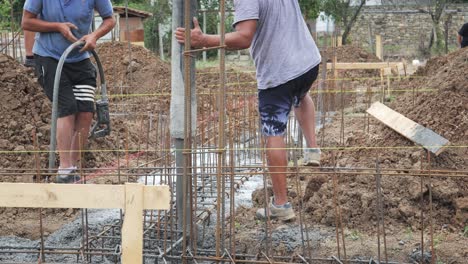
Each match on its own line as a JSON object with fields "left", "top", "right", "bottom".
{"left": 320, "top": 0, "right": 349, "bottom": 24}
{"left": 0, "top": 0, "right": 23, "bottom": 30}
{"left": 318, "top": 0, "right": 366, "bottom": 44}
{"left": 112, "top": 0, "right": 147, "bottom": 8}
{"left": 198, "top": 0, "right": 233, "bottom": 10}
{"left": 298, "top": 0, "right": 321, "bottom": 20}
{"left": 464, "top": 226, "right": 468, "bottom": 237}
{"left": 142, "top": 0, "right": 171, "bottom": 55}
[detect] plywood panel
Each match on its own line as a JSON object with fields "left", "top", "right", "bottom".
{"left": 367, "top": 102, "right": 450, "bottom": 155}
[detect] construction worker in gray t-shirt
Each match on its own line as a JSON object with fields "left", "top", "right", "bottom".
{"left": 176, "top": 0, "right": 322, "bottom": 222}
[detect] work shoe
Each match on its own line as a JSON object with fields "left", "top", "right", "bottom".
{"left": 256, "top": 199, "right": 296, "bottom": 222}
{"left": 55, "top": 170, "right": 81, "bottom": 184}
{"left": 303, "top": 148, "right": 321, "bottom": 167}
{"left": 24, "top": 57, "right": 35, "bottom": 68}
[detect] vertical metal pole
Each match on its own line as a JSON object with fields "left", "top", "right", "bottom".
{"left": 182, "top": 0, "right": 194, "bottom": 254}
{"left": 203, "top": 10, "right": 207, "bottom": 62}
{"left": 175, "top": 137, "right": 185, "bottom": 230}
{"left": 171, "top": 0, "right": 197, "bottom": 257}
{"left": 171, "top": 0, "right": 185, "bottom": 235}
{"left": 215, "top": 0, "right": 227, "bottom": 257}
{"left": 217, "top": 22, "right": 221, "bottom": 60}
{"left": 9, "top": 0, "right": 16, "bottom": 60}
{"left": 158, "top": 23, "right": 165, "bottom": 60}
{"left": 124, "top": 0, "right": 133, "bottom": 85}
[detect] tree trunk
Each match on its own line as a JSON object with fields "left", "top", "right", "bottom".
{"left": 341, "top": 0, "right": 366, "bottom": 45}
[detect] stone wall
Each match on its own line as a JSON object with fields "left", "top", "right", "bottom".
{"left": 350, "top": 4, "right": 468, "bottom": 58}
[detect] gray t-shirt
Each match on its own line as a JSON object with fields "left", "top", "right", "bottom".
{"left": 233, "top": 0, "right": 321, "bottom": 90}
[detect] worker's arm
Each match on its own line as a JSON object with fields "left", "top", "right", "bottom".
{"left": 175, "top": 18, "right": 257, "bottom": 50}
{"left": 458, "top": 34, "right": 462, "bottom": 46}
{"left": 22, "top": 10, "right": 78, "bottom": 43}
{"left": 79, "top": 16, "right": 116, "bottom": 52}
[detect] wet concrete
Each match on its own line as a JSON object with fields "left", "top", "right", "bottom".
{"left": 0, "top": 209, "right": 119, "bottom": 263}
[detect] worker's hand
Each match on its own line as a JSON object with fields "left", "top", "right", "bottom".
{"left": 175, "top": 17, "right": 206, "bottom": 48}
{"left": 56, "top": 22, "right": 78, "bottom": 43}
{"left": 79, "top": 33, "right": 98, "bottom": 52}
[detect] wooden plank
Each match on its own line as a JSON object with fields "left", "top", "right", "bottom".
{"left": 376, "top": 35, "right": 383, "bottom": 60}
{"left": 0, "top": 183, "right": 171, "bottom": 210}
{"left": 143, "top": 185, "right": 171, "bottom": 210}
{"left": 121, "top": 183, "right": 144, "bottom": 264}
{"left": 0, "top": 183, "right": 125, "bottom": 209}
{"left": 326, "top": 62, "right": 402, "bottom": 70}
{"left": 367, "top": 102, "right": 450, "bottom": 155}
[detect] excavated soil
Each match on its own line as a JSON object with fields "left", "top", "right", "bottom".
{"left": 1, "top": 41, "right": 466, "bottom": 261}
{"left": 323, "top": 45, "right": 383, "bottom": 79}
{"left": 0, "top": 43, "right": 257, "bottom": 239}
{"left": 239, "top": 48, "right": 467, "bottom": 262}
{"left": 0, "top": 53, "right": 163, "bottom": 179}
{"left": 0, "top": 48, "right": 169, "bottom": 238}
{"left": 96, "top": 42, "right": 171, "bottom": 96}
{"left": 302, "top": 48, "right": 467, "bottom": 231}
{"left": 324, "top": 45, "right": 382, "bottom": 63}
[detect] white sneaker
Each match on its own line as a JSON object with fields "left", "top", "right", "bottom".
{"left": 303, "top": 148, "right": 321, "bottom": 167}
{"left": 55, "top": 166, "right": 80, "bottom": 184}
{"left": 256, "top": 199, "right": 296, "bottom": 222}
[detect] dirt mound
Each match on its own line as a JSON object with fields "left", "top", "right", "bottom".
{"left": 383, "top": 48, "right": 468, "bottom": 146}
{"left": 0, "top": 54, "right": 50, "bottom": 173}
{"left": 96, "top": 42, "right": 171, "bottom": 95}
{"left": 301, "top": 49, "right": 468, "bottom": 230}
{"left": 324, "top": 45, "right": 381, "bottom": 63}
{"left": 0, "top": 51, "right": 165, "bottom": 238}
{"left": 0, "top": 53, "right": 161, "bottom": 178}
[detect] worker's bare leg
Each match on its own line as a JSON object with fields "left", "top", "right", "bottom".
{"left": 70, "top": 112, "right": 93, "bottom": 166}
{"left": 266, "top": 136, "right": 288, "bottom": 205}
{"left": 57, "top": 115, "right": 75, "bottom": 169}
{"left": 294, "top": 93, "right": 318, "bottom": 148}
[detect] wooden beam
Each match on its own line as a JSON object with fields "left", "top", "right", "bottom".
{"left": 121, "top": 183, "right": 144, "bottom": 264}
{"left": 367, "top": 102, "right": 450, "bottom": 155}
{"left": 0, "top": 183, "right": 170, "bottom": 210}
{"left": 0, "top": 183, "right": 170, "bottom": 264}
{"left": 326, "top": 62, "right": 402, "bottom": 70}
{"left": 376, "top": 35, "right": 383, "bottom": 60}
{"left": 0, "top": 184, "right": 125, "bottom": 209}
{"left": 144, "top": 185, "right": 171, "bottom": 210}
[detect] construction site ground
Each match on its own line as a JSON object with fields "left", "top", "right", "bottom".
{"left": 0, "top": 43, "right": 467, "bottom": 263}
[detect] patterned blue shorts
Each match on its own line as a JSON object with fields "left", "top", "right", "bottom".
{"left": 258, "top": 65, "right": 319, "bottom": 136}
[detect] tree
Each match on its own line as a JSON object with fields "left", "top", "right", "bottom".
{"left": 299, "top": 0, "right": 321, "bottom": 33}
{"left": 386, "top": 0, "right": 466, "bottom": 55}
{"left": 422, "top": 0, "right": 448, "bottom": 54}
{"left": 320, "top": 0, "right": 367, "bottom": 45}
{"left": 299, "top": 0, "right": 321, "bottom": 20}
{"left": 144, "top": 0, "right": 171, "bottom": 55}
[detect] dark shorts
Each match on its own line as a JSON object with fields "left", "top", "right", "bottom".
{"left": 35, "top": 55, "right": 96, "bottom": 118}
{"left": 258, "top": 65, "right": 319, "bottom": 136}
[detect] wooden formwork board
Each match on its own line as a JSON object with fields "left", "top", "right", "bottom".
{"left": 326, "top": 62, "right": 405, "bottom": 71}
{"left": 0, "top": 183, "right": 170, "bottom": 263}
{"left": 367, "top": 102, "right": 450, "bottom": 155}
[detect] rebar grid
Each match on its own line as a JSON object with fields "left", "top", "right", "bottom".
{"left": 1, "top": 3, "right": 467, "bottom": 264}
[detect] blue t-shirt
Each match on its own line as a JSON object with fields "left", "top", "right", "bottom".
{"left": 24, "top": 0, "right": 113, "bottom": 63}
